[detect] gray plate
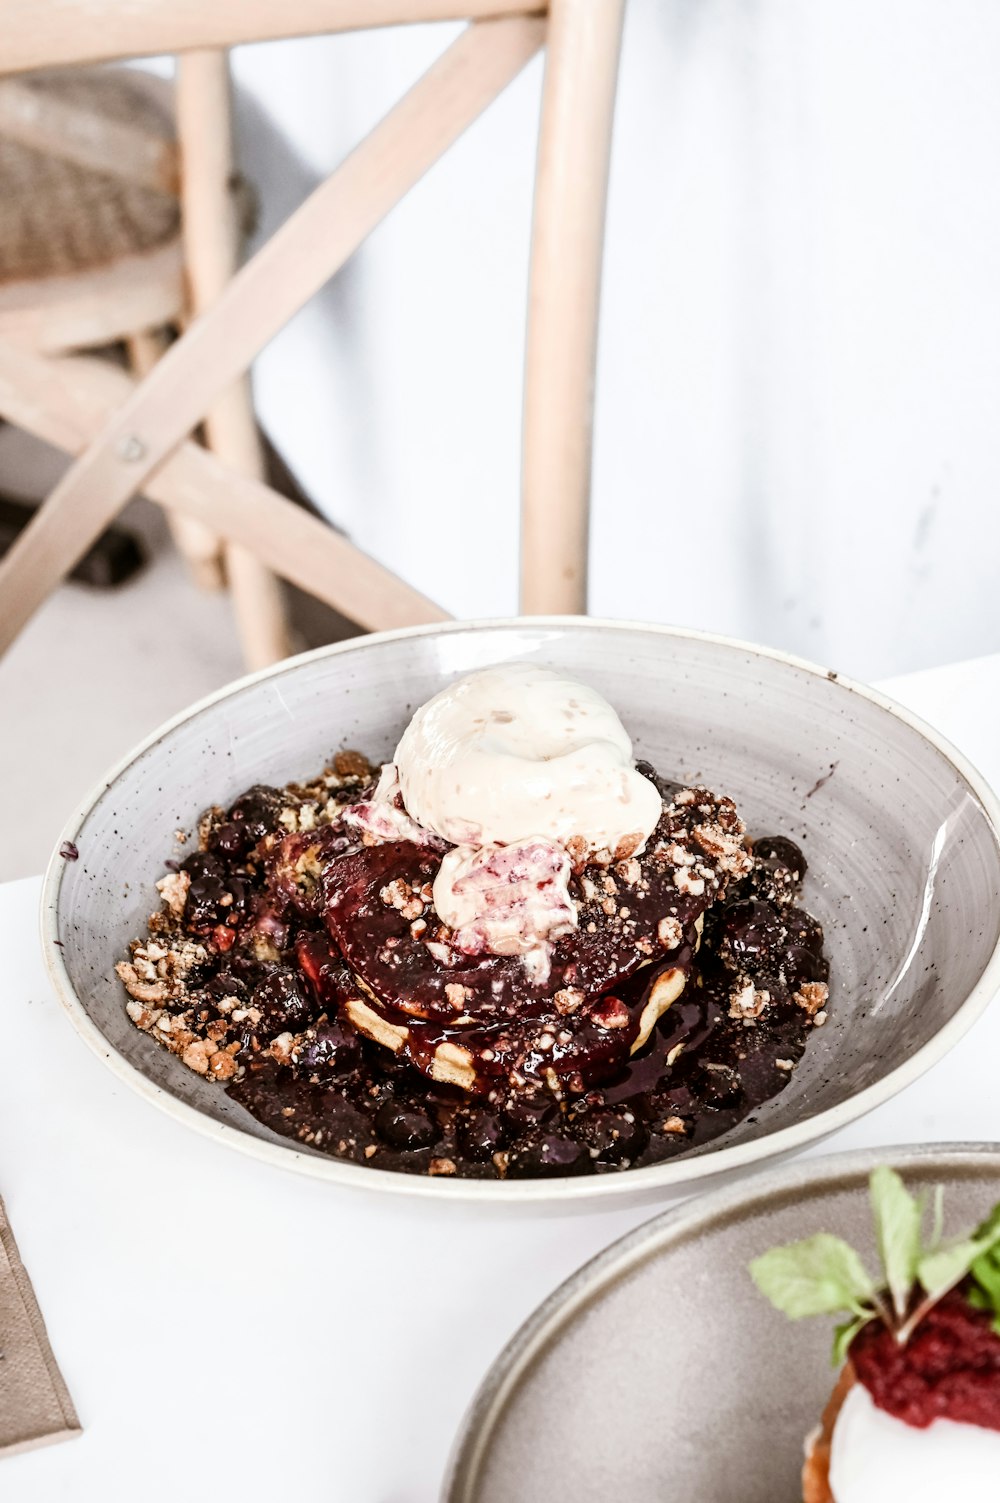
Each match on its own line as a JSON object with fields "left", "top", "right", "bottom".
{"left": 445, "top": 1144, "right": 1000, "bottom": 1501}
{"left": 41, "top": 619, "right": 1000, "bottom": 1202}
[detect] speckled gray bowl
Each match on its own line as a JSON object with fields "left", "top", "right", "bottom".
{"left": 41, "top": 619, "right": 1000, "bottom": 1202}
{"left": 445, "top": 1144, "right": 1000, "bottom": 1501}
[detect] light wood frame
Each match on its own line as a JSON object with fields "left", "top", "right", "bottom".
{"left": 0, "top": 0, "right": 626, "bottom": 659}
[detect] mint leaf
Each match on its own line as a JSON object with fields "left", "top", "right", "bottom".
{"left": 832, "top": 1313, "right": 874, "bottom": 1367}
{"left": 970, "top": 1246, "right": 1000, "bottom": 1337}
{"left": 918, "top": 1239, "right": 982, "bottom": 1297}
{"left": 750, "top": 1234, "right": 875, "bottom": 1319}
{"left": 870, "top": 1167, "right": 923, "bottom": 1320}
{"left": 918, "top": 1200, "right": 1000, "bottom": 1300}
{"left": 971, "top": 1247, "right": 1000, "bottom": 1303}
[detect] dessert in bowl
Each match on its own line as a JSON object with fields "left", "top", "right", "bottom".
{"left": 113, "top": 662, "right": 830, "bottom": 1180}
{"left": 42, "top": 620, "right": 1000, "bottom": 1200}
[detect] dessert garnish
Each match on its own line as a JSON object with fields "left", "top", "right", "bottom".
{"left": 116, "top": 666, "right": 831, "bottom": 1179}
{"left": 751, "top": 1168, "right": 1000, "bottom": 1499}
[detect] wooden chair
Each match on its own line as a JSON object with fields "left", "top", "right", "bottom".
{"left": 0, "top": 0, "right": 626, "bottom": 665}
{"left": 0, "top": 60, "right": 291, "bottom": 667}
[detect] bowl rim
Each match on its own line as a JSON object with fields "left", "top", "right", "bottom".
{"left": 40, "top": 616, "right": 1000, "bottom": 1203}
{"left": 442, "top": 1140, "right": 1000, "bottom": 1500}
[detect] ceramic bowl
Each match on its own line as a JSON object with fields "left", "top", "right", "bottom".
{"left": 445, "top": 1144, "right": 1000, "bottom": 1501}
{"left": 41, "top": 619, "right": 1000, "bottom": 1202}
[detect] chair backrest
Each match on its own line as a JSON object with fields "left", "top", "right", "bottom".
{"left": 0, "top": 68, "right": 184, "bottom": 352}
{"left": 0, "top": 0, "right": 625, "bottom": 656}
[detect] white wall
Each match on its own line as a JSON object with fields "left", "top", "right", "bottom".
{"left": 216, "top": 0, "right": 1000, "bottom": 680}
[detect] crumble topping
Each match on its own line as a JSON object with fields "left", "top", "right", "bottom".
{"left": 794, "top": 981, "right": 830, "bottom": 1017}
{"left": 729, "top": 976, "right": 771, "bottom": 1022}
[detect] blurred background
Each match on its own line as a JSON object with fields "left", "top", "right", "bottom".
{"left": 3, "top": 0, "right": 999, "bottom": 876}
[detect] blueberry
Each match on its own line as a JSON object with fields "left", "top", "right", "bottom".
{"left": 225, "top": 876, "right": 253, "bottom": 922}
{"left": 181, "top": 851, "right": 226, "bottom": 882}
{"left": 753, "top": 836, "right": 806, "bottom": 878}
{"left": 209, "top": 821, "right": 251, "bottom": 859}
{"left": 228, "top": 953, "right": 266, "bottom": 987}
{"left": 204, "top": 971, "right": 249, "bottom": 1003}
{"left": 505, "top": 1135, "right": 591, "bottom": 1178}
{"left": 786, "top": 909, "right": 825, "bottom": 952}
{"left": 456, "top": 1109, "right": 510, "bottom": 1162}
{"left": 578, "top": 1109, "right": 648, "bottom": 1165}
{"left": 502, "top": 1096, "right": 557, "bottom": 1134}
{"left": 185, "top": 874, "right": 228, "bottom": 929}
{"left": 784, "top": 945, "right": 830, "bottom": 985}
{"left": 374, "top": 1101, "right": 438, "bottom": 1151}
{"left": 695, "top": 1062, "right": 743, "bottom": 1109}
{"left": 721, "top": 899, "right": 786, "bottom": 967}
{"left": 293, "top": 1017, "right": 361, "bottom": 1078}
{"left": 228, "top": 785, "right": 284, "bottom": 844}
{"left": 252, "top": 968, "right": 314, "bottom": 1039}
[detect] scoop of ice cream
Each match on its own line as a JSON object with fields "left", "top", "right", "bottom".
{"left": 393, "top": 663, "right": 662, "bottom": 858}
{"left": 828, "top": 1382, "right": 1000, "bottom": 1500}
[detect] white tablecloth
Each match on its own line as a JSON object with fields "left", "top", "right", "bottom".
{"left": 3, "top": 655, "right": 1000, "bottom": 1502}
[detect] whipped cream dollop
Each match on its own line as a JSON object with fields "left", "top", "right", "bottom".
{"left": 829, "top": 1383, "right": 1000, "bottom": 1500}
{"left": 393, "top": 662, "right": 662, "bottom": 857}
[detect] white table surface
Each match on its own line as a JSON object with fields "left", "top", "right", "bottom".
{"left": 4, "top": 654, "right": 1000, "bottom": 1503}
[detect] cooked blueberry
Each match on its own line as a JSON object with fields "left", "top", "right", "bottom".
{"left": 502, "top": 1096, "right": 558, "bottom": 1134}
{"left": 374, "top": 1101, "right": 438, "bottom": 1150}
{"left": 720, "top": 899, "right": 787, "bottom": 967}
{"left": 695, "top": 1062, "right": 743, "bottom": 1109}
{"left": 228, "top": 785, "right": 285, "bottom": 843}
{"left": 784, "top": 945, "right": 830, "bottom": 985}
{"left": 204, "top": 970, "right": 249, "bottom": 1003}
{"left": 181, "top": 851, "right": 226, "bottom": 881}
{"left": 185, "top": 874, "right": 228, "bottom": 928}
{"left": 578, "top": 1109, "right": 648, "bottom": 1165}
{"left": 226, "top": 876, "right": 253, "bottom": 920}
{"left": 209, "top": 820, "right": 251, "bottom": 858}
{"left": 293, "top": 1017, "right": 361, "bottom": 1077}
{"left": 456, "top": 1109, "right": 510, "bottom": 1161}
{"left": 252, "top": 968, "right": 313, "bottom": 1038}
{"left": 228, "top": 953, "right": 266, "bottom": 986}
{"left": 505, "top": 1135, "right": 591, "bottom": 1178}
{"left": 785, "top": 909, "right": 825, "bottom": 953}
{"left": 753, "top": 836, "right": 806, "bottom": 878}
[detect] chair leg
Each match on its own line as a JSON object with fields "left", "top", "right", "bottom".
{"left": 520, "top": 0, "right": 626, "bottom": 616}
{"left": 205, "top": 379, "right": 292, "bottom": 669}
{"left": 125, "top": 329, "right": 226, "bottom": 592}
{"left": 176, "top": 48, "right": 290, "bottom": 667}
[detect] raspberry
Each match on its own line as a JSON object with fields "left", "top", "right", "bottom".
{"left": 852, "top": 1290, "right": 1000, "bottom": 1430}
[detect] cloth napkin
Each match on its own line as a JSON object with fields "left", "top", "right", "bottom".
{"left": 0, "top": 1195, "right": 80, "bottom": 1456}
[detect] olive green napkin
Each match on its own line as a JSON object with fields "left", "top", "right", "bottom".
{"left": 0, "top": 1195, "right": 80, "bottom": 1457}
